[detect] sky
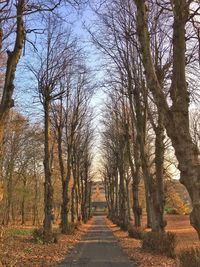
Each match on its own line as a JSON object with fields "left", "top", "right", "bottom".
{"left": 12, "top": 2, "right": 106, "bottom": 179}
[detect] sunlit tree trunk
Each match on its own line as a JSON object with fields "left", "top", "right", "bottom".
{"left": 134, "top": 0, "right": 200, "bottom": 237}
{"left": 0, "top": 1, "right": 25, "bottom": 154}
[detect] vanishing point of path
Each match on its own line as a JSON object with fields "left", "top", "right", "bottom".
{"left": 59, "top": 216, "right": 135, "bottom": 267}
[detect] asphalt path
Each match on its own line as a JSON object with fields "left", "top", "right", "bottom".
{"left": 59, "top": 216, "right": 135, "bottom": 267}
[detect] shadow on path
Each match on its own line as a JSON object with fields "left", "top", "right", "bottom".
{"left": 59, "top": 216, "right": 135, "bottom": 267}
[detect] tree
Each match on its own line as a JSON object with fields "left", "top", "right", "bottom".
{"left": 90, "top": 0, "right": 167, "bottom": 231}
{"left": 51, "top": 56, "right": 94, "bottom": 231}
{"left": 133, "top": 0, "right": 200, "bottom": 237}
{"left": 28, "top": 15, "right": 75, "bottom": 241}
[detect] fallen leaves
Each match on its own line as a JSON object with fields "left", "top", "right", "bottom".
{"left": 0, "top": 219, "right": 93, "bottom": 266}
{"left": 106, "top": 219, "right": 177, "bottom": 267}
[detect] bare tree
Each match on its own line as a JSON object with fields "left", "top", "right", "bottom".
{"left": 133, "top": 0, "right": 200, "bottom": 237}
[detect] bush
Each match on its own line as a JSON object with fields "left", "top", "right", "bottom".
{"left": 111, "top": 217, "right": 128, "bottom": 230}
{"left": 165, "top": 207, "right": 179, "bottom": 215}
{"left": 142, "top": 231, "right": 177, "bottom": 258}
{"left": 179, "top": 247, "right": 200, "bottom": 267}
{"left": 127, "top": 225, "right": 145, "bottom": 240}
{"left": 32, "top": 228, "right": 44, "bottom": 243}
{"left": 32, "top": 228, "right": 58, "bottom": 243}
{"left": 120, "top": 221, "right": 128, "bottom": 231}
{"left": 64, "top": 222, "right": 78, "bottom": 234}
{"left": 112, "top": 218, "right": 121, "bottom": 226}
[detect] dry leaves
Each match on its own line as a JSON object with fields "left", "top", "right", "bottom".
{"left": 0, "top": 220, "right": 93, "bottom": 267}
{"left": 106, "top": 219, "right": 177, "bottom": 267}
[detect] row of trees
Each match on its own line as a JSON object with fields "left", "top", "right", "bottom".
{"left": 0, "top": 0, "right": 94, "bottom": 243}
{"left": 93, "top": 0, "right": 200, "bottom": 236}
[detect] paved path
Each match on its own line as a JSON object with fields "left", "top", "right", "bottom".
{"left": 59, "top": 216, "right": 134, "bottom": 267}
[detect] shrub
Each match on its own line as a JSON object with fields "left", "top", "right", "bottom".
{"left": 32, "top": 228, "right": 59, "bottom": 243}
{"left": 142, "top": 231, "right": 177, "bottom": 258}
{"left": 179, "top": 247, "right": 200, "bottom": 267}
{"left": 165, "top": 208, "right": 179, "bottom": 215}
{"left": 127, "top": 225, "right": 145, "bottom": 240}
{"left": 113, "top": 218, "right": 121, "bottom": 226}
{"left": 65, "top": 222, "right": 77, "bottom": 234}
{"left": 32, "top": 228, "right": 44, "bottom": 243}
{"left": 120, "top": 221, "right": 128, "bottom": 231}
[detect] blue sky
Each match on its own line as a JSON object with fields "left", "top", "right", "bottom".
{"left": 14, "top": 3, "right": 105, "bottom": 119}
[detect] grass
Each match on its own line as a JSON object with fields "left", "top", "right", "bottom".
{"left": 0, "top": 219, "right": 92, "bottom": 266}
{"left": 7, "top": 227, "right": 34, "bottom": 236}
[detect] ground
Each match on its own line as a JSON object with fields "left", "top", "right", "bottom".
{"left": 0, "top": 222, "right": 91, "bottom": 266}
{"left": 106, "top": 214, "right": 200, "bottom": 267}
{"left": 59, "top": 216, "right": 134, "bottom": 267}
{"left": 0, "top": 215, "right": 199, "bottom": 266}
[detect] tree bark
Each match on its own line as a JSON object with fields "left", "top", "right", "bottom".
{"left": 154, "top": 113, "right": 166, "bottom": 231}
{"left": 0, "top": 1, "right": 26, "bottom": 153}
{"left": 134, "top": 0, "right": 200, "bottom": 237}
{"left": 43, "top": 98, "right": 54, "bottom": 242}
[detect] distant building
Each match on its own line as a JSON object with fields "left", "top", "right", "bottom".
{"left": 91, "top": 181, "right": 107, "bottom": 212}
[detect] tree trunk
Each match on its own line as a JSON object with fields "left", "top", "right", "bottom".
{"left": 118, "top": 165, "right": 128, "bottom": 230}
{"left": 61, "top": 179, "right": 69, "bottom": 233}
{"left": 21, "top": 198, "right": 25, "bottom": 225}
{"left": 114, "top": 173, "right": 119, "bottom": 219}
{"left": 4, "top": 173, "right": 13, "bottom": 225}
{"left": 43, "top": 98, "right": 54, "bottom": 242}
{"left": 0, "top": 1, "right": 25, "bottom": 154}
{"left": 126, "top": 177, "right": 131, "bottom": 220}
{"left": 134, "top": 86, "right": 160, "bottom": 231}
{"left": 134, "top": 0, "right": 200, "bottom": 237}
{"left": 33, "top": 162, "right": 39, "bottom": 226}
{"left": 154, "top": 113, "right": 166, "bottom": 231}
{"left": 71, "top": 184, "right": 75, "bottom": 223}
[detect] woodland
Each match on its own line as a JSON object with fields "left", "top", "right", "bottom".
{"left": 0, "top": 0, "right": 200, "bottom": 266}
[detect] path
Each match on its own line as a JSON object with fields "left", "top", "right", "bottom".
{"left": 59, "top": 216, "right": 135, "bottom": 267}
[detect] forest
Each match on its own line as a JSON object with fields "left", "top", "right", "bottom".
{"left": 0, "top": 0, "right": 200, "bottom": 266}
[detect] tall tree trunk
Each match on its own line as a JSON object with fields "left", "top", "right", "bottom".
{"left": 134, "top": 0, "right": 200, "bottom": 237}
{"left": 71, "top": 183, "right": 75, "bottom": 223}
{"left": 33, "top": 160, "right": 39, "bottom": 226}
{"left": 126, "top": 177, "right": 131, "bottom": 220}
{"left": 154, "top": 113, "right": 166, "bottom": 231}
{"left": 43, "top": 98, "right": 54, "bottom": 242}
{"left": 61, "top": 179, "right": 69, "bottom": 232}
{"left": 125, "top": 120, "right": 142, "bottom": 227}
{"left": 21, "top": 177, "right": 27, "bottom": 225}
{"left": 114, "top": 173, "right": 119, "bottom": 219}
{"left": 132, "top": 180, "right": 141, "bottom": 227}
{"left": 61, "top": 144, "right": 71, "bottom": 233}
{"left": 21, "top": 198, "right": 25, "bottom": 225}
{"left": 88, "top": 182, "right": 92, "bottom": 218}
{"left": 4, "top": 173, "right": 13, "bottom": 225}
{"left": 118, "top": 165, "right": 128, "bottom": 230}
{"left": 134, "top": 86, "right": 159, "bottom": 231}
{"left": 0, "top": 1, "right": 25, "bottom": 155}
{"left": 83, "top": 170, "right": 88, "bottom": 223}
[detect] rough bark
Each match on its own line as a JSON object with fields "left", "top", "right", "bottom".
{"left": 118, "top": 164, "right": 129, "bottom": 230}
{"left": 125, "top": 120, "right": 142, "bottom": 227}
{"left": 134, "top": 85, "right": 160, "bottom": 231}
{"left": 0, "top": 0, "right": 25, "bottom": 138}
{"left": 134, "top": 0, "right": 200, "bottom": 237}
{"left": 61, "top": 179, "right": 70, "bottom": 233}
{"left": 154, "top": 113, "right": 166, "bottom": 231}
{"left": 43, "top": 98, "right": 54, "bottom": 242}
